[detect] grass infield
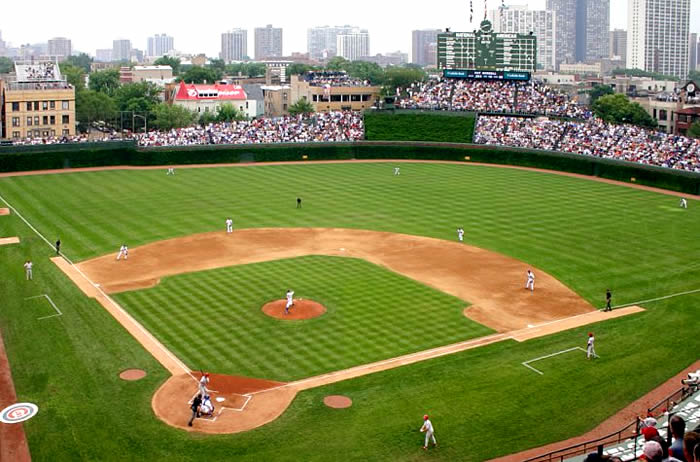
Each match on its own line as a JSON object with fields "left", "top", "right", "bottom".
{"left": 0, "top": 161, "right": 698, "bottom": 461}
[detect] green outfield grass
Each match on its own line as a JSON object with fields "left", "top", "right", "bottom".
{"left": 114, "top": 256, "right": 489, "bottom": 381}
{"left": 0, "top": 161, "right": 699, "bottom": 461}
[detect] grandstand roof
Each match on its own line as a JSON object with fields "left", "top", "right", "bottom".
{"left": 174, "top": 81, "right": 246, "bottom": 101}
{"left": 14, "top": 61, "right": 63, "bottom": 83}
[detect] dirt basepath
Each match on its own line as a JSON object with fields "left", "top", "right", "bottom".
{"left": 77, "top": 228, "right": 594, "bottom": 332}
{"left": 0, "top": 329, "right": 31, "bottom": 462}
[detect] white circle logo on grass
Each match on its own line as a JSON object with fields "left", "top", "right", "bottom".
{"left": 1, "top": 403, "right": 38, "bottom": 423}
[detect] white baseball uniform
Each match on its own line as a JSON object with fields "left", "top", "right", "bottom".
{"left": 680, "top": 198, "right": 687, "bottom": 209}
{"left": 526, "top": 271, "right": 535, "bottom": 291}
{"left": 200, "top": 396, "right": 214, "bottom": 416}
{"left": 394, "top": 167, "right": 400, "bottom": 175}
{"left": 24, "top": 261, "right": 33, "bottom": 280}
{"left": 199, "top": 375, "right": 209, "bottom": 395}
{"left": 457, "top": 228, "right": 464, "bottom": 242}
{"left": 286, "top": 290, "right": 294, "bottom": 309}
{"left": 587, "top": 335, "right": 597, "bottom": 359}
{"left": 421, "top": 419, "right": 436, "bottom": 448}
{"left": 226, "top": 218, "right": 233, "bottom": 233}
{"left": 117, "top": 245, "right": 127, "bottom": 260}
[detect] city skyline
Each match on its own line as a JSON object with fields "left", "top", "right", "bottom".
{"left": 1, "top": 0, "right": 699, "bottom": 59}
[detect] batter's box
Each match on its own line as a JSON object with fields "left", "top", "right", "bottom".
{"left": 522, "top": 347, "right": 589, "bottom": 375}
{"left": 188, "top": 392, "right": 251, "bottom": 423}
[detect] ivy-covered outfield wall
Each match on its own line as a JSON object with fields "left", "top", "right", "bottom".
{"left": 1, "top": 140, "right": 698, "bottom": 195}
{"left": 364, "top": 111, "right": 476, "bottom": 143}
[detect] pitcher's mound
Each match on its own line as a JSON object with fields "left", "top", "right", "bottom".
{"left": 324, "top": 395, "right": 352, "bottom": 409}
{"left": 262, "top": 299, "right": 326, "bottom": 320}
{"left": 119, "top": 369, "right": 147, "bottom": 381}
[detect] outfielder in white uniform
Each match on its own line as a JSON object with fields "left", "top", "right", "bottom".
{"left": 420, "top": 415, "right": 437, "bottom": 450}
{"left": 226, "top": 218, "right": 233, "bottom": 233}
{"left": 457, "top": 227, "right": 464, "bottom": 242}
{"left": 680, "top": 198, "right": 688, "bottom": 209}
{"left": 394, "top": 167, "right": 400, "bottom": 176}
{"left": 285, "top": 289, "right": 294, "bottom": 314}
{"left": 586, "top": 333, "right": 598, "bottom": 359}
{"left": 117, "top": 244, "right": 128, "bottom": 260}
{"left": 166, "top": 167, "right": 175, "bottom": 175}
{"left": 199, "top": 373, "right": 210, "bottom": 396}
{"left": 24, "top": 260, "right": 33, "bottom": 280}
{"left": 526, "top": 269, "right": 535, "bottom": 292}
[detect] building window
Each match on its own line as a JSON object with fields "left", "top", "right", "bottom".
{"left": 283, "top": 104, "right": 287, "bottom": 111}
{"left": 42, "top": 101, "right": 48, "bottom": 110}
{"left": 62, "top": 101, "right": 69, "bottom": 110}
{"left": 27, "top": 117, "right": 33, "bottom": 126}
{"left": 62, "top": 129, "right": 70, "bottom": 135}
{"left": 43, "top": 116, "right": 49, "bottom": 125}
{"left": 62, "top": 115, "right": 70, "bottom": 124}
{"left": 362, "top": 94, "right": 372, "bottom": 101}
{"left": 34, "top": 116, "right": 40, "bottom": 126}
{"left": 50, "top": 101, "right": 56, "bottom": 110}
{"left": 12, "top": 117, "right": 21, "bottom": 127}
{"left": 351, "top": 95, "right": 361, "bottom": 102}
{"left": 12, "top": 131, "right": 20, "bottom": 139}
{"left": 312, "top": 95, "right": 318, "bottom": 102}
{"left": 330, "top": 95, "right": 341, "bottom": 102}
{"left": 659, "top": 110, "right": 667, "bottom": 121}
{"left": 283, "top": 92, "right": 288, "bottom": 101}
{"left": 12, "top": 102, "right": 20, "bottom": 111}
{"left": 26, "top": 102, "right": 32, "bottom": 111}
{"left": 34, "top": 102, "right": 39, "bottom": 111}
{"left": 50, "top": 115, "right": 56, "bottom": 125}
{"left": 42, "top": 130, "right": 49, "bottom": 137}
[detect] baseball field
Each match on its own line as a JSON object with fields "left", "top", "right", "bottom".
{"left": 0, "top": 160, "right": 699, "bottom": 461}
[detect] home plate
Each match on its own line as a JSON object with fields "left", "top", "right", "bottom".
{"left": 527, "top": 324, "right": 534, "bottom": 328}
{"left": 216, "top": 397, "right": 225, "bottom": 402}
{"left": 339, "top": 248, "right": 345, "bottom": 251}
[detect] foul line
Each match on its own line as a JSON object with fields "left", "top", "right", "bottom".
{"left": 606, "top": 288, "right": 700, "bottom": 310}
{"left": 522, "top": 347, "right": 588, "bottom": 375}
{"left": 25, "top": 294, "right": 62, "bottom": 320}
{"left": 0, "top": 192, "right": 194, "bottom": 380}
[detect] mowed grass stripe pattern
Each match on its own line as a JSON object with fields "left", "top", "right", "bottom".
{"left": 3, "top": 163, "right": 699, "bottom": 312}
{"left": 114, "top": 256, "right": 487, "bottom": 380}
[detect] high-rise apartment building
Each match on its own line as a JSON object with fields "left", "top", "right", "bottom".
{"left": 411, "top": 29, "right": 441, "bottom": 67}
{"left": 0, "top": 31, "right": 8, "bottom": 56}
{"left": 112, "top": 39, "right": 132, "bottom": 62}
{"left": 627, "top": 0, "right": 690, "bottom": 79}
{"left": 220, "top": 29, "right": 248, "bottom": 63}
{"left": 547, "top": 0, "right": 609, "bottom": 66}
{"left": 336, "top": 29, "right": 370, "bottom": 61}
{"left": 254, "top": 25, "right": 283, "bottom": 60}
{"left": 690, "top": 33, "right": 698, "bottom": 74}
{"left": 307, "top": 26, "right": 355, "bottom": 61}
{"left": 48, "top": 38, "right": 72, "bottom": 61}
{"left": 609, "top": 29, "right": 627, "bottom": 60}
{"left": 147, "top": 34, "right": 174, "bottom": 57}
{"left": 489, "top": 6, "right": 556, "bottom": 70}
{"left": 95, "top": 49, "right": 112, "bottom": 62}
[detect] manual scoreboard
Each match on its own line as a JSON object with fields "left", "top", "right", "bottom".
{"left": 438, "top": 20, "right": 537, "bottom": 74}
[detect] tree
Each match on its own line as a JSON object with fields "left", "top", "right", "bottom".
{"left": 59, "top": 63, "right": 86, "bottom": 91}
{"left": 589, "top": 84, "right": 614, "bottom": 104}
{"left": 592, "top": 93, "right": 657, "bottom": 129}
{"left": 326, "top": 56, "right": 349, "bottom": 71}
{"left": 287, "top": 98, "right": 315, "bottom": 115}
{"left": 64, "top": 53, "right": 93, "bottom": 73}
{"left": 152, "top": 103, "right": 197, "bottom": 130}
{"left": 288, "top": 63, "right": 314, "bottom": 75}
{"left": 198, "top": 111, "right": 218, "bottom": 126}
{"left": 154, "top": 55, "right": 181, "bottom": 75}
{"left": 384, "top": 66, "right": 427, "bottom": 93}
{"left": 688, "top": 70, "right": 700, "bottom": 82}
{"left": 0, "top": 57, "right": 12, "bottom": 74}
{"left": 208, "top": 58, "right": 226, "bottom": 75}
{"left": 225, "top": 62, "right": 266, "bottom": 77}
{"left": 179, "top": 66, "right": 221, "bottom": 84}
{"left": 345, "top": 60, "right": 385, "bottom": 84}
{"left": 688, "top": 121, "right": 700, "bottom": 139}
{"left": 75, "top": 90, "right": 117, "bottom": 133}
{"left": 113, "top": 82, "right": 161, "bottom": 131}
{"left": 215, "top": 103, "right": 246, "bottom": 122}
{"left": 89, "top": 69, "right": 121, "bottom": 96}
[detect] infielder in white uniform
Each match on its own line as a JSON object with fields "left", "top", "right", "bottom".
{"left": 586, "top": 333, "right": 598, "bottom": 359}
{"left": 457, "top": 227, "right": 464, "bottom": 242}
{"left": 226, "top": 218, "right": 233, "bottom": 233}
{"left": 680, "top": 198, "right": 688, "bottom": 209}
{"left": 526, "top": 269, "right": 535, "bottom": 292}
{"left": 199, "top": 373, "right": 210, "bottom": 396}
{"left": 420, "top": 415, "right": 437, "bottom": 450}
{"left": 285, "top": 289, "right": 294, "bottom": 314}
{"left": 166, "top": 167, "right": 175, "bottom": 175}
{"left": 24, "top": 260, "right": 33, "bottom": 280}
{"left": 394, "top": 167, "right": 400, "bottom": 175}
{"left": 116, "top": 244, "right": 128, "bottom": 260}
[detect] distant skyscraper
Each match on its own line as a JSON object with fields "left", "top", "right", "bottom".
{"left": 690, "top": 33, "right": 698, "bottom": 74}
{"left": 254, "top": 25, "right": 283, "bottom": 60}
{"left": 627, "top": 0, "right": 690, "bottom": 79}
{"left": 147, "top": 34, "right": 174, "bottom": 57}
{"left": 547, "top": 0, "right": 609, "bottom": 66}
{"left": 307, "top": 26, "right": 355, "bottom": 61}
{"left": 95, "top": 49, "right": 112, "bottom": 62}
{"left": 489, "top": 6, "right": 556, "bottom": 70}
{"left": 48, "top": 37, "right": 72, "bottom": 61}
{"left": 112, "top": 39, "right": 132, "bottom": 62}
{"left": 336, "top": 29, "right": 370, "bottom": 61}
{"left": 221, "top": 29, "right": 248, "bottom": 63}
{"left": 0, "top": 30, "right": 7, "bottom": 56}
{"left": 411, "top": 29, "right": 441, "bottom": 67}
{"left": 609, "top": 29, "right": 627, "bottom": 60}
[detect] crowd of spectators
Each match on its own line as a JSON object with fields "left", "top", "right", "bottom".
{"left": 475, "top": 115, "right": 700, "bottom": 172}
{"left": 18, "top": 62, "right": 59, "bottom": 81}
{"left": 303, "top": 72, "right": 369, "bottom": 87}
{"left": 397, "top": 78, "right": 592, "bottom": 119}
{"left": 136, "top": 111, "right": 364, "bottom": 146}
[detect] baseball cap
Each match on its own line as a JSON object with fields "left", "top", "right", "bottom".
{"left": 641, "top": 426, "right": 659, "bottom": 440}
{"left": 642, "top": 440, "right": 662, "bottom": 460}
{"left": 423, "top": 415, "right": 429, "bottom": 420}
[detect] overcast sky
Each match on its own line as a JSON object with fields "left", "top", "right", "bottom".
{"left": 1, "top": 0, "right": 699, "bottom": 58}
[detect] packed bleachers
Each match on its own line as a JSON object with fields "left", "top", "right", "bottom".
{"left": 475, "top": 115, "right": 700, "bottom": 172}
{"left": 15, "top": 62, "right": 61, "bottom": 82}
{"left": 397, "top": 78, "right": 592, "bottom": 119}
{"left": 302, "top": 71, "right": 370, "bottom": 87}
